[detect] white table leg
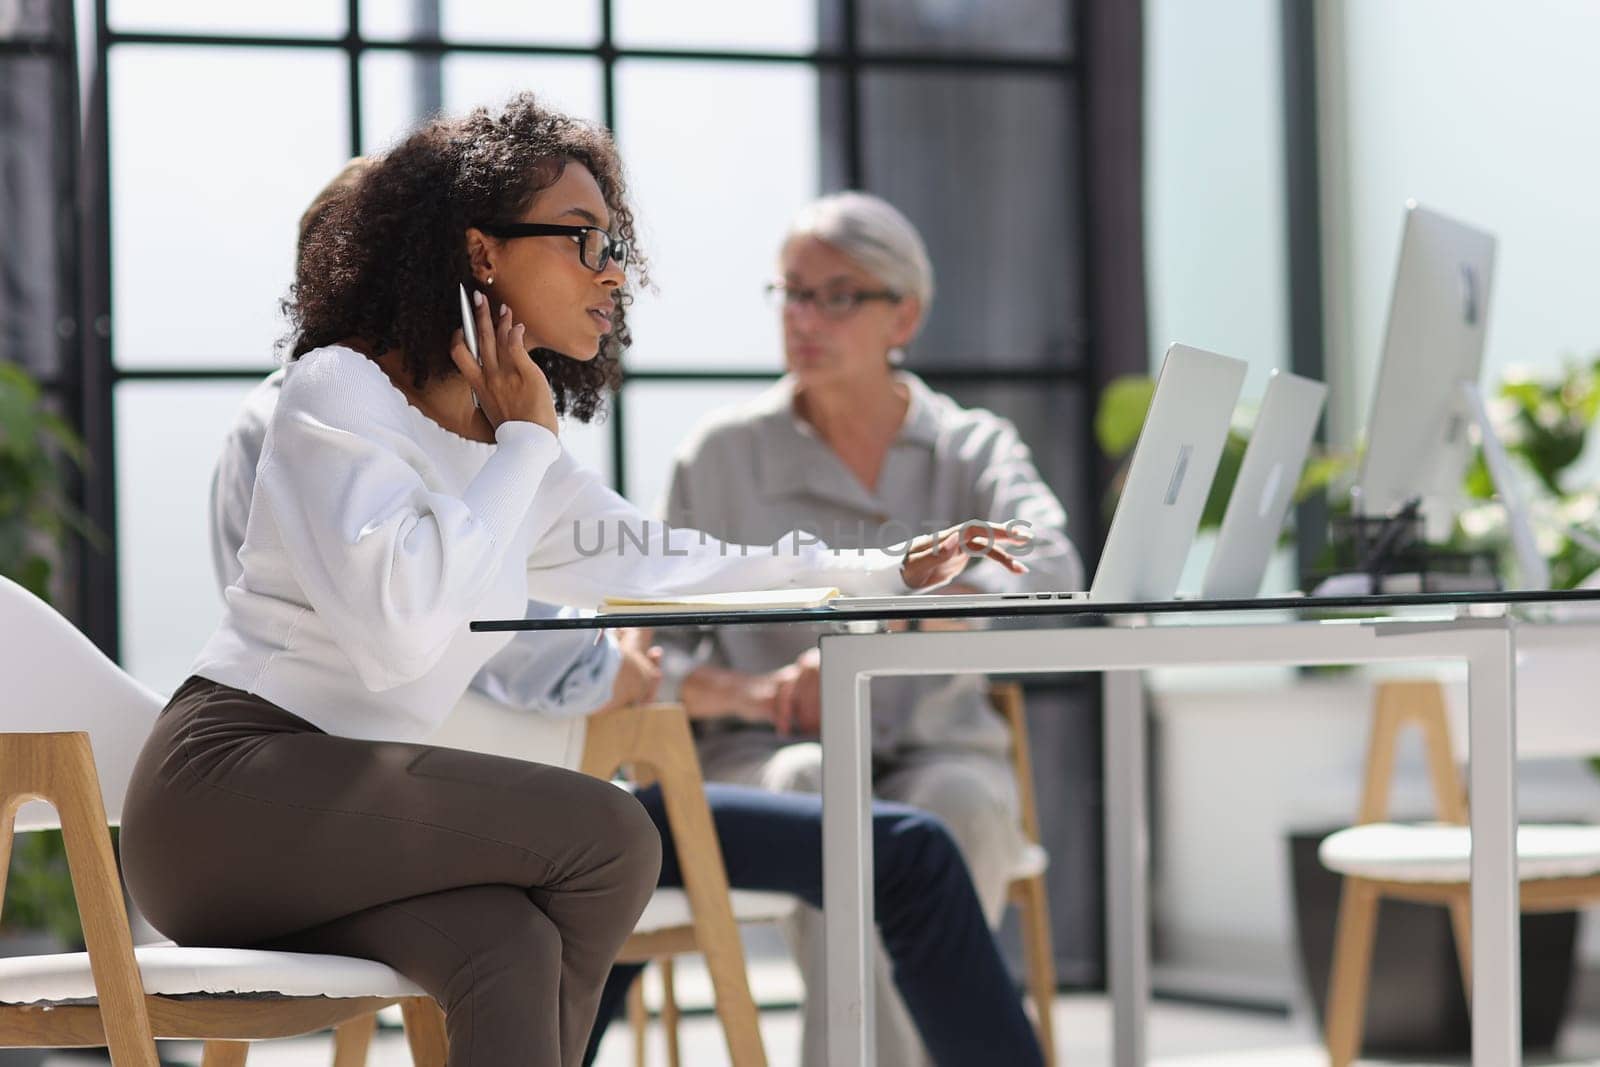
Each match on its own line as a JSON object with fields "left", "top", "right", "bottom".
{"left": 821, "top": 638, "right": 876, "bottom": 1067}
{"left": 1467, "top": 623, "right": 1521, "bottom": 1066}
{"left": 1103, "top": 668, "right": 1149, "bottom": 1067}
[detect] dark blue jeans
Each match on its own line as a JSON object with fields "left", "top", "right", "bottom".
{"left": 582, "top": 782, "right": 1044, "bottom": 1067}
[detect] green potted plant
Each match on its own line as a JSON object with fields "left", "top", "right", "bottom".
{"left": 1452, "top": 354, "right": 1600, "bottom": 590}
{"left": 0, "top": 360, "right": 100, "bottom": 960}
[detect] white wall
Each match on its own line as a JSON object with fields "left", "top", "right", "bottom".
{"left": 1144, "top": 0, "right": 1288, "bottom": 392}
{"left": 1320, "top": 0, "right": 1600, "bottom": 449}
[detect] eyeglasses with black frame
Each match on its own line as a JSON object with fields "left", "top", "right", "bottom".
{"left": 478, "top": 223, "right": 631, "bottom": 273}
{"left": 764, "top": 282, "right": 902, "bottom": 320}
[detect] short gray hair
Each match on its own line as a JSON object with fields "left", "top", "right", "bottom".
{"left": 786, "top": 192, "right": 935, "bottom": 311}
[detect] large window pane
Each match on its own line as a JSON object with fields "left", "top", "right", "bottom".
{"left": 115, "top": 379, "right": 259, "bottom": 694}
{"left": 360, "top": 0, "right": 599, "bottom": 46}
{"left": 110, "top": 46, "right": 349, "bottom": 368}
{"left": 615, "top": 61, "right": 822, "bottom": 369}
{"left": 361, "top": 52, "right": 602, "bottom": 153}
{"left": 621, "top": 381, "right": 772, "bottom": 512}
{"left": 859, "top": 71, "right": 1084, "bottom": 369}
{"left": 858, "top": 0, "right": 1073, "bottom": 58}
{"left": 614, "top": 0, "right": 823, "bottom": 52}
{"left": 108, "top": 0, "right": 345, "bottom": 36}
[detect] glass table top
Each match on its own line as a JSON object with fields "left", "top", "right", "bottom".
{"left": 471, "top": 587, "right": 1600, "bottom": 633}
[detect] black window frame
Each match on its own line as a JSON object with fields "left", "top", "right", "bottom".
{"left": 76, "top": 0, "right": 1100, "bottom": 663}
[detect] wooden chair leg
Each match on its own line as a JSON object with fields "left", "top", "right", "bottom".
{"left": 628, "top": 970, "right": 649, "bottom": 1067}
{"left": 333, "top": 1011, "right": 379, "bottom": 1067}
{"left": 592, "top": 706, "right": 768, "bottom": 1067}
{"left": 1014, "top": 876, "right": 1059, "bottom": 1066}
{"left": 1324, "top": 878, "right": 1380, "bottom": 1067}
{"left": 660, "top": 956, "right": 683, "bottom": 1067}
{"left": 400, "top": 996, "right": 449, "bottom": 1067}
{"left": 1448, "top": 891, "right": 1474, "bottom": 1003}
{"left": 201, "top": 1041, "right": 250, "bottom": 1067}
{"left": 31, "top": 734, "right": 161, "bottom": 1066}
{"left": 692, "top": 920, "right": 769, "bottom": 1067}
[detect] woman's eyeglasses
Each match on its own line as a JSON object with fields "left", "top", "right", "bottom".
{"left": 764, "top": 282, "right": 901, "bottom": 320}
{"left": 478, "top": 223, "right": 630, "bottom": 273}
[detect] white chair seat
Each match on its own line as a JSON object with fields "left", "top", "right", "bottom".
{"left": 1319, "top": 822, "right": 1600, "bottom": 883}
{"left": 0, "top": 942, "right": 426, "bottom": 1006}
{"left": 1009, "top": 842, "right": 1049, "bottom": 881}
{"left": 633, "top": 888, "right": 795, "bottom": 934}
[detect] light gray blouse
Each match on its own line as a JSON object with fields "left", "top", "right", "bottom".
{"left": 657, "top": 372, "right": 1084, "bottom": 759}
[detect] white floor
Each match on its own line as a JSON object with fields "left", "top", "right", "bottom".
{"left": 32, "top": 993, "right": 1600, "bottom": 1067}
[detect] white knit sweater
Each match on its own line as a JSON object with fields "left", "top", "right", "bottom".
{"left": 192, "top": 345, "right": 909, "bottom": 743}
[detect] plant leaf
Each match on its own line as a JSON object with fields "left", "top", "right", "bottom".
{"left": 1094, "top": 376, "right": 1156, "bottom": 459}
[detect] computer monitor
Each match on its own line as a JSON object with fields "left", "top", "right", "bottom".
{"left": 1354, "top": 202, "right": 1496, "bottom": 542}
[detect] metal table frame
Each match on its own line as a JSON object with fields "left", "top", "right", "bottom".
{"left": 816, "top": 613, "right": 1521, "bottom": 1067}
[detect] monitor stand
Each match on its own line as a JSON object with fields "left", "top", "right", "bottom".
{"left": 1461, "top": 380, "right": 1550, "bottom": 590}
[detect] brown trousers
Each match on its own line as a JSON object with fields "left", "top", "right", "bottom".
{"left": 120, "top": 676, "right": 661, "bottom": 1067}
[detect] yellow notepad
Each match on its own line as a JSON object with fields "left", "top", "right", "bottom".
{"left": 598, "top": 587, "right": 841, "bottom": 614}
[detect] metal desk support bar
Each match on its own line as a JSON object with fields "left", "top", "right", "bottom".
{"left": 1103, "top": 667, "right": 1147, "bottom": 1067}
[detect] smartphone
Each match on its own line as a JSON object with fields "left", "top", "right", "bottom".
{"left": 457, "top": 283, "right": 480, "bottom": 362}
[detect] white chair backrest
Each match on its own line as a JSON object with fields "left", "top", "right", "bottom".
{"left": 0, "top": 575, "right": 165, "bottom": 831}
{"left": 429, "top": 688, "right": 589, "bottom": 771}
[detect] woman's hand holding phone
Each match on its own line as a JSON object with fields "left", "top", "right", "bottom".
{"left": 450, "top": 288, "right": 559, "bottom": 436}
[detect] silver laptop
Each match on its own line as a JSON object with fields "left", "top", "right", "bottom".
{"left": 1200, "top": 369, "right": 1327, "bottom": 599}
{"left": 832, "top": 343, "right": 1248, "bottom": 610}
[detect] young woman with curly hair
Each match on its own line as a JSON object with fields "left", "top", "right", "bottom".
{"left": 117, "top": 92, "right": 1029, "bottom": 1067}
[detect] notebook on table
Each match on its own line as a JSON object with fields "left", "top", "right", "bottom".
{"left": 597, "top": 587, "right": 841, "bottom": 614}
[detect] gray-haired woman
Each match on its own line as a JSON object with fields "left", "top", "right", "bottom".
{"left": 656, "top": 191, "right": 1084, "bottom": 1067}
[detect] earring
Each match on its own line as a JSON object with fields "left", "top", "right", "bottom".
{"left": 888, "top": 346, "right": 907, "bottom": 366}
{"left": 485, "top": 275, "right": 495, "bottom": 286}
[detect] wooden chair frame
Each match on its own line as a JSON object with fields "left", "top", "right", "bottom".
{"left": 581, "top": 703, "right": 768, "bottom": 1067}
{"left": 990, "top": 681, "right": 1060, "bottom": 1066}
{"left": 1323, "top": 679, "right": 1600, "bottom": 1066}
{"left": 0, "top": 730, "right": 447, "bottom": 1067}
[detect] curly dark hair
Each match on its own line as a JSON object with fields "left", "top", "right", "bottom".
{"left": 284, "top": 92, "right": 645, "bottom": 422}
